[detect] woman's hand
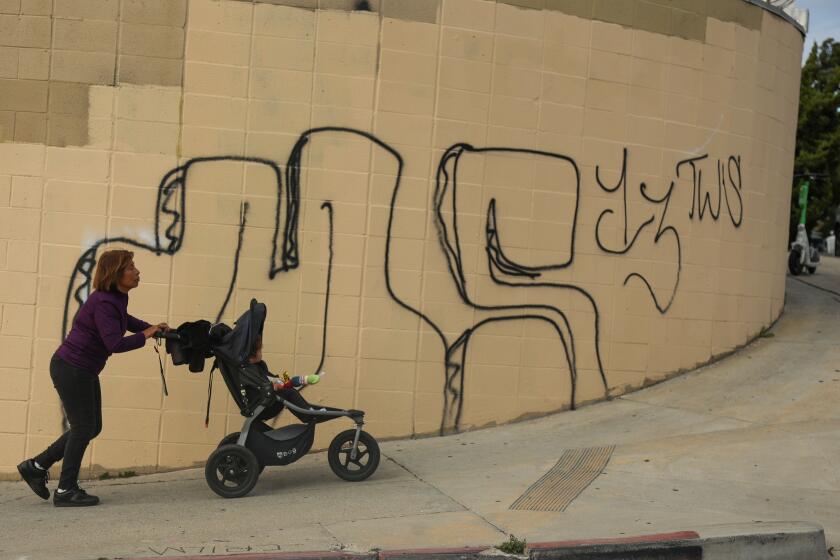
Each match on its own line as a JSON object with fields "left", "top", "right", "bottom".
{"left": 142, "top": 323, "right": 170, "bottom": 339}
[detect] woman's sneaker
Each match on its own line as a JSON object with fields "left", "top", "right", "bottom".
{"left": 17, "top": 459, "right": 49, "bottom": 500}
{"left": 53, "top": 486, "right": 99, "bottom": 507}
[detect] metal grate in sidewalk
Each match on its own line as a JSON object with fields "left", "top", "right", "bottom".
{"left": 510, "top": 445, "right": 615, "bottom": 512}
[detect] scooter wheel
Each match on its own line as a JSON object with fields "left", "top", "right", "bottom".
{"left": 328, "top": 429, "right": 380, "bottom": 482}
{"left": 218, "top": 432, "right": 264, "bottom": 474}
{"left": 807, "top": 266, "right": 817, "bottom": 274}
{"left": 788, "top": 248, "right": 803, "bottom": 275}
{"left": 205, "top": 444, "right": 260, "bottom": 498}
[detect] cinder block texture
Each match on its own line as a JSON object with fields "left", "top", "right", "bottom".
{"left": 0, "top": 0, "right": 805, "bottom": 476}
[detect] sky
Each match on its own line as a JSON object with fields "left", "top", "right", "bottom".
{"left": 796, "top": 0, "right": 840, "bottom": 63}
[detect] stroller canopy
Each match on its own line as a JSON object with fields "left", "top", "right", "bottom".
{"left": 213, "top": 298, "right": 267, "bottom": 366}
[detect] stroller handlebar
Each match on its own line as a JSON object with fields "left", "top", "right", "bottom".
{"left": 154, "top": 331, "right": 181, "bottom": 341}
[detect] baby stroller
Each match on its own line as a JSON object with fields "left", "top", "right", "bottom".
{"left": 158, "top": 298, "right": 380, "bottom": 498}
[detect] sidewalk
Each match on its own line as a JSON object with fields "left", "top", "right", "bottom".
{"left": 2, "top": 259, "right": 839, "bottom": 560}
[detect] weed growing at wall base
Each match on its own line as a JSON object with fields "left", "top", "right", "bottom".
{"left": 496, "top": 534, "right": 527, "bottom": 554}
{"left": 98, "top": 470, "right": 137, "bottom": 480}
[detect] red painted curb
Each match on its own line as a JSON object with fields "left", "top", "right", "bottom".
{"left": 527, "top": 531, "right": 701, "bottom": 549}
{"left": 125, "top": 552, "right": 371, "bottom": 560}
{"left": 124, "top": 531, "right": 702, "bottom": 560}
{"left": 379, "top": 547, "right": 487, "bottom": 558}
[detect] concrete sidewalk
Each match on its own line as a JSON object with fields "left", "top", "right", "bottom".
{"left": 2, "top": 259, "right": 839, "bottom": 560}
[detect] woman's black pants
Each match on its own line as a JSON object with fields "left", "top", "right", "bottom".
{"left": 33, "top": 354, "right": 102, "bottom": 490}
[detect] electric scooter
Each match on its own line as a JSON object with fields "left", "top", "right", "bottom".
{"left": 789, "top": 223, "right": 820, "bottom": 275}
{"left": 788, "top": 174, "right": 825, "bottom": 276}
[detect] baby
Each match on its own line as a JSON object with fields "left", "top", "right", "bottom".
{"left": 246, "top": 336, "right": 314, "bottom": 415}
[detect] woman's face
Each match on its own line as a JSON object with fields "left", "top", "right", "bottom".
{"left": 117, "top": 260, "right": 140, "bottom": 292}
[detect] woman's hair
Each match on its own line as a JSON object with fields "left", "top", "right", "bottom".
{"left": 92, "top": 249, "right": 134, "bottom": 292}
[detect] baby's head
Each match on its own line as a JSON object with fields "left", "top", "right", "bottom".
{"left": 248, "top": 336, "right": 263, "bottom": 364}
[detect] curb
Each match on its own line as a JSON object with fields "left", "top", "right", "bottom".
{"left": 122, "top": 523, "right": 827, "bottom": 560}
{"left": 528, "top": 531, "right": 701, "bottom": 559}
{"left": 124, "top": 553, "right": 375, "bottom": 560}
{"left": 697, "top": 522, "right": 828, "bottom": 560}
{"left": 378, "top": 547, "right": 488, "bottom": 560}
{"left": 122, "top": 535, "right": 695, "bottom": 560}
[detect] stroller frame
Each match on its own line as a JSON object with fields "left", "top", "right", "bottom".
{"left": 236, "top": 399, "right": 365, "bottom": 453}
{"left": 160, "top": 298, "right": 380, "bottom": 498}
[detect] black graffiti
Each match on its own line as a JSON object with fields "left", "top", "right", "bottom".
{"left": 435, "top": 144, "right": 607, "bottom": 433}
{"left": 59, "top": 129, "right": 744, "bottom": 437}
{"left": 60, "top": 155, "right": 336, "bottom": 428}
{"left": 284, "top": 131, "right": 594, "bottom": 435}
{"left": 217, "top": 201, "right": 248, "bottom": 324}
{"left": 679, "top": 154, "right": 743, "bottom": 227}
{"left": 594, "top": 148, "right": 678, "bottom": 314}
{"left": 63, "top": 156, "right": 286, "bottom": 340}
{"left": 594, "top": 150, "right": 743, "bottom": 314}
{"left": 595, "top": 148, "right": 656, "bottom": 254}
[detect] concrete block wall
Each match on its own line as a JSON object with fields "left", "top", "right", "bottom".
{"left": 0, "top": 0, "right": 804, "bottom": 478}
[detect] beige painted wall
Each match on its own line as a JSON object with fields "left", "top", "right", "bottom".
{"left": 0, "top": 0, "right": 803, "bottom": 478}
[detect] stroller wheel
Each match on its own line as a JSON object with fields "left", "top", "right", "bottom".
{"left": 218, "top": 432, "right": 264, "bottom": 474}
{"left": 328, "top": 429, "right": 380, "bottom": 482}
{"left": 205, "top": 444, "right": 260, "bottom": 498}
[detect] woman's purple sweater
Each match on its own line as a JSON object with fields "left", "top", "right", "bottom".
{"left": 56, "top": 290, "right": 151, "bottom": 375}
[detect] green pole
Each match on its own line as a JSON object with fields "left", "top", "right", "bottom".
{"left": 799, "top": 180, "right": 810, "bottom": 225}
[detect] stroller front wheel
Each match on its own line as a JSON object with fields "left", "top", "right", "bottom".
{"left": 205, "top": 444, "right": 260, "bottom": 498}
{"left": 328, "top": 429, "right": 380, "bottom": 482}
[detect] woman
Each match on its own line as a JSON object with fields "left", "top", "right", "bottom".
{"left": 17, "top": 249, "right": 167, "bottom": 507}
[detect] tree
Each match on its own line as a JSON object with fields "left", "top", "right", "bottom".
{"left": 793, "top": 39, "right": 840, "bottom": 240}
